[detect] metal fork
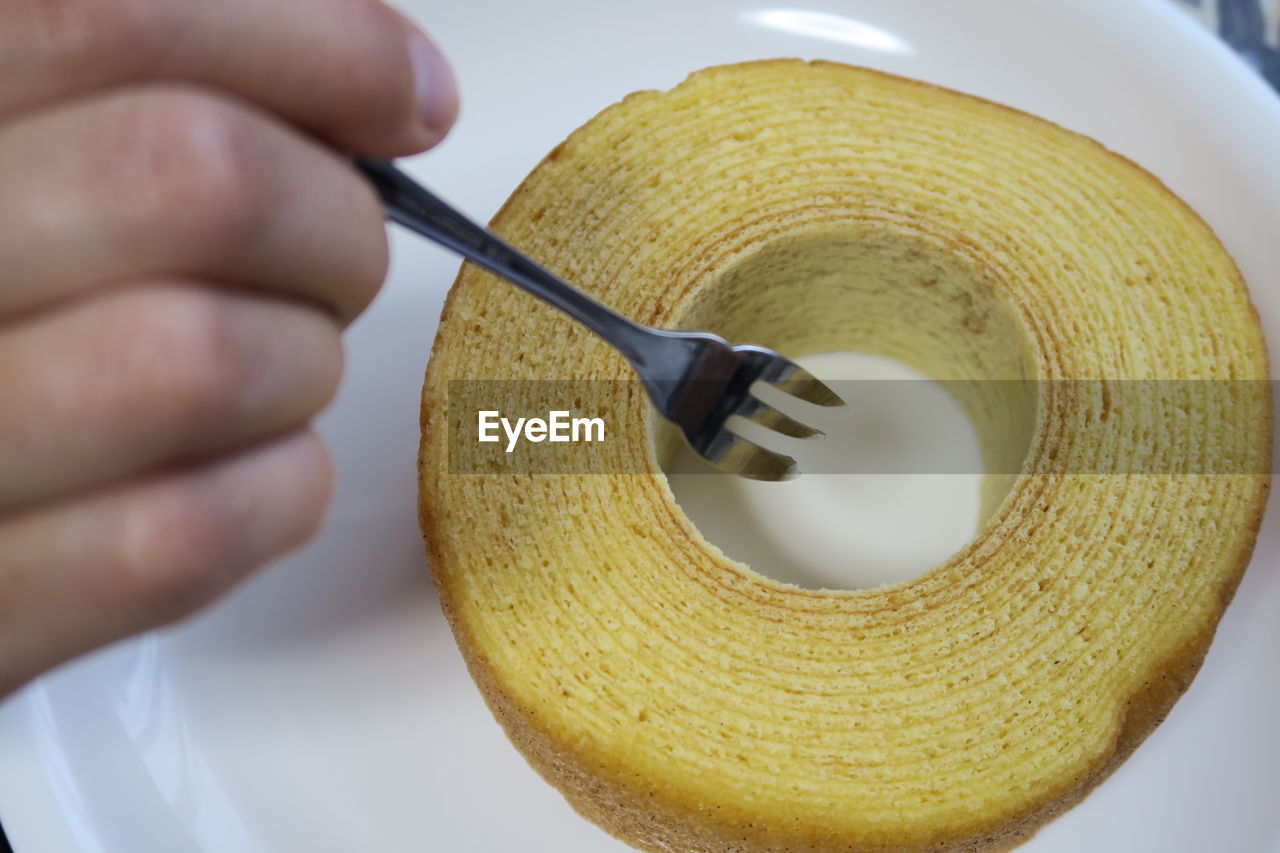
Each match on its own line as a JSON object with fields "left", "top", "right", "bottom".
{"left": 356, "top": 159, "right": 844, "bottom": 481}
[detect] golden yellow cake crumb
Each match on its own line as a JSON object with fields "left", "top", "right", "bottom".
{"left": 418, "top": 60, "right": 1270, "bottom": 852}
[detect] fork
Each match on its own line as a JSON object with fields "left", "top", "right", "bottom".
{"left": 356, "top": 159, "right": 844, "bottom": 481}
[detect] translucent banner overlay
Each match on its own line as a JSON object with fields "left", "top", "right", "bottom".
{"left": 443, "top": 380, "right": 1274, "bottom": 475}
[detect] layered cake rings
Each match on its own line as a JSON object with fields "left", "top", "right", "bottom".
{"left": 418, "top": 61, "right": 1270, "bottom": 852}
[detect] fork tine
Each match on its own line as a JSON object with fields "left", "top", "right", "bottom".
{"left": 702, "top": 430, "right": 797, "bottom": 481}
{"left": 734, "top": 396, "right": 824, "bottom": 439}
{"left": 769, "top": 364, "right": 846, "bottom": 408}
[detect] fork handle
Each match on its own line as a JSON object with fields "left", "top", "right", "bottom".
{"left": 355, "top": 158, "right": 652, "bottom": 364}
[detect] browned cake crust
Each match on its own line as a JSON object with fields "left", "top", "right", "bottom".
{"left": 418, "top": 60, "right": 1271, "bottom": 852}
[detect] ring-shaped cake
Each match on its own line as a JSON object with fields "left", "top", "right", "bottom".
{"left": 419, "top": 60, "right": 1270, "bottom": 852}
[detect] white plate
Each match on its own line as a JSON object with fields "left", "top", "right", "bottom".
{"left": 2, "top": 0, "right": 1279, "bottom": 851}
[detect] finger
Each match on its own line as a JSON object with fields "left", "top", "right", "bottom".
{"left": 0, "top": 85, "right": 387, "bottom": 321}
{"left": 0, "top": 281, "right": 342, "bottom": 513}
{"left": 0, "top": 0, "right": 457, "bottom": 156}
{"left": 0, "top": 429, "right": 331, "bottom": 697}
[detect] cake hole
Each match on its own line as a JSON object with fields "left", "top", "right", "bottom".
{"left": 666, "top": 352, "right": 986, "bottom": 590}
{"left": 656, "top": 226, "right": 1036, "bottom": 592}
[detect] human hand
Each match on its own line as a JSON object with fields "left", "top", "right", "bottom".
{"left": 0, "top": 0, "right": 457, "bottom": 696}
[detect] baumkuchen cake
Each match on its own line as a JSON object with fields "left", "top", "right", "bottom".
{"left": 418, "top": 60, "right": 1270, "bottom": 852}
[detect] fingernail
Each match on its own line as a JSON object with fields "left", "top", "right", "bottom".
{"left": 407, "top": 32, "right": 459, "bottom": 143}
